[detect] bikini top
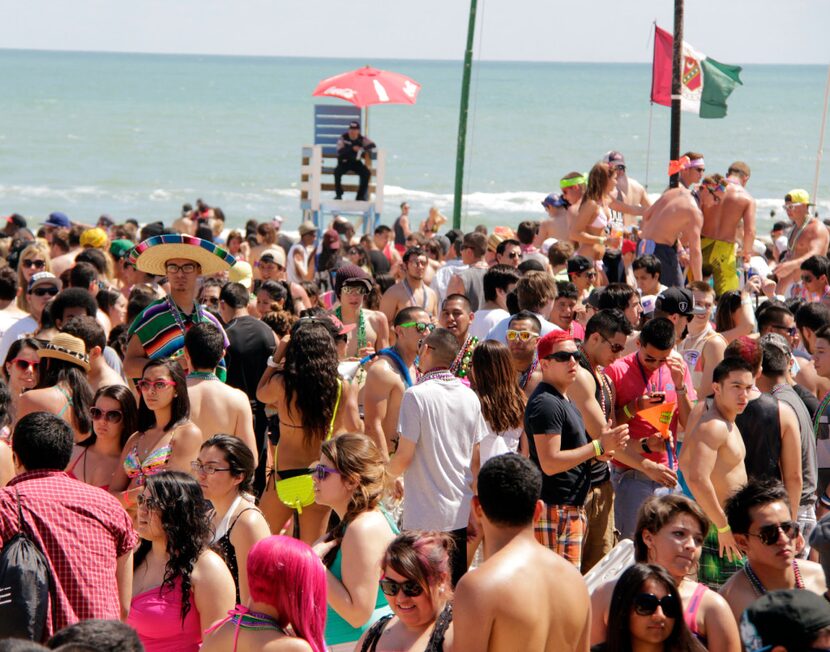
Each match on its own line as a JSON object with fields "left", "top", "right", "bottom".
{"left": 67, "top": 448, "right": 111, "bottom": 491}
{"left": 55, "top": 385, "right": 73, "bottom": 419}
{"left": 591, "top": 206, "right": 609, "bottom": 231}
{"left": 124, "top": 434, "right": 173, "bottom": 486}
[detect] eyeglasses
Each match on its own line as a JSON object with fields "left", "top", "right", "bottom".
{"left": 544, "top": 350, "right": 581, "bottom": 363}
{"left": 600, "top": 333, "right": 625, "bottom": 353}
{"left": 165, "top": 262, "right": 199, "bottom": 274}
{"left": 747, "top": 520, "right": 800, "bottom": 546}
{"left": 135, "top": 493, "right": 161, "bottom": 511}
{"left": 190, "top": 460, "right": 232, "bottom": 475}
{"left": 310, "top": 464, "right": 340, "bottom": 481}
{"left": 769, "top": 323, "right": 798, "bottom": 337}
{"left": 379, "top": 578, "right": 424, "bottom": 598}
{"left": 341, "top": 285, "right": 367, "bottom": 296}
{"left": 90, "top": 407, "right": 123, "bottom": 423}
{"left": 9, "top": 358, "right": 37, "bottom": 373}
{"left": 400, "top": 321, "right": 435, "bottom": 334}
{"left": 136, "top": 379, "right": 176, "bottom": 393}
{"left": 506, "top": 329, "right": 538, "bottom": 342}
{"left": 632, "top": 593, "right": 680, "bottom": 618}
{"left": 21, "top": 259, "right": 46, "bottom": 270}
{"left": 30, "top": 286, "right": 59, "bottom": 297}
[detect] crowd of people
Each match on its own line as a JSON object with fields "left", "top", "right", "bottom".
{"left": 1, "top": 149, "right": 830, "bottom": 652}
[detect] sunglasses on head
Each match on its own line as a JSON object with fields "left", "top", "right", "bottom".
{"left": 379, "top": 578, "right": 424, "bottom": 598}
{"left": 633, "top": 593, "right": 680, "bottom": 618}
{"left": 400, "top": 321, "right": 435, "bottom": 334}
{"left": 9, "top": 358, "right": 37, "bottom": 373}
{"left": 310, "top": 464, "right": 340, "bottom": 482}
{"left": 30, "top": 286, "right": 59, "bottom": 297}
{"left": 22, "top": 259, "right": 46, "bottom": 270}
{"left": 506, "top": 329, "right": 538, "bottom": 342}
{"left": 748, "top": 520, "right": 800, "bottom": 546}
{"left": 90, "top": 407, "right": 123, "bottom": 423}
{"left": 545, "top": 350, "right": 580, "bottom": 363}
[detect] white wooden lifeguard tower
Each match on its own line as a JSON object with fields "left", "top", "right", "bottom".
{"left": 300, "top": 105, "right": 386, "bottom": 235}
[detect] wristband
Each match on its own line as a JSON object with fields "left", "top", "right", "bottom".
{"left": 623, "top": 403, "right": 634, "bottom": 419}
{"left": 266, "top": 356, "right": 279, "bottom": 368}
{"left": 641, "top": 439, "right": 653, "bottom": 454}
{"left": 717, "top": 524, "right": 731, "bottom": 534}
{"left": 592, "top": 440, "right": 604, "bottom": 457}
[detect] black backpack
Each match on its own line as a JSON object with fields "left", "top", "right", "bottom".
{"left": 0, "top": 489, "right": 53, "bottom": 641}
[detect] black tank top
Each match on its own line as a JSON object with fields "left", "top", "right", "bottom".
{"left": 735, "top": 393, "right": 782, "bottom": 483}
{"left": 394, "top": 216, "right": 407, "bottom": 246}
{"left": 578, "top": 351, "right": 612, "bottom": 487}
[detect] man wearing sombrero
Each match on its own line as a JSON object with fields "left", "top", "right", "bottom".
{"left": 123, "top": 234, "right": 235, "bottom": 380}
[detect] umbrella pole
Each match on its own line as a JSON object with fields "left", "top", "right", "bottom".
{"left": 453, "top": 0, "right": 478, "bottom": 230}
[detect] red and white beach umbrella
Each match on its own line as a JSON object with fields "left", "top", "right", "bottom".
{"left": 312, "top": 65, "right": 421, "bottom": 108}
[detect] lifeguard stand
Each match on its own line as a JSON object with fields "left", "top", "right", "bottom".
{"left": 300, "top": 104, "right": 386, "bottom": 235}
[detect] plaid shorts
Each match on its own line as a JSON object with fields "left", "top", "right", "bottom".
{"left": 534, "top": 503, "right": 587, "bottom": 568}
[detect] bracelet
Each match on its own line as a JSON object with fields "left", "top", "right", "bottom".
{"left": 599, "top": 236, "right": 607, "bottom": 245}
{"left": 623, "top": 403, "right": 634, "bottom": 419}
{"left": 266, "top": 356, "right": 279, "bottom": 368}
{"left": 641, "top": 439, "right": 653, "bottom": 454}
{"left": 820, "top": 494, "right": 830, "bottom": 509}
{"left": 717, "top": 524, "right": 731, "bottom": 534}
{"left": 592, "top": 439, "right": 604, "bottom": 457}
{"left": 675, "top": 386, "right": 687, "bottom": 394}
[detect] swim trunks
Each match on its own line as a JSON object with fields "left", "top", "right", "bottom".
{"left": 701, "top": 237, "right": 738, "bottom": 296}
{"left": 698, "top": 523, "right": 745, "bottom": 591}
{"left": 637, "top": 239, "right": 683, "bottom": 288}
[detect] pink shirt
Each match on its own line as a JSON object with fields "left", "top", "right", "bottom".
{"left": 604, "top": 350, "right": 696, "bottom": 469}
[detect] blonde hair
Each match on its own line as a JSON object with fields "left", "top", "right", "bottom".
{"left": 16, "top": 240, "right": 52, "bottom": 312}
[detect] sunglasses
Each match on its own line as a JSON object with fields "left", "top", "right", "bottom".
{"left": 190, "top": 460, "right": 232, "bottom": 475}
{"left": 9, "top": 358, "right": 37, "bottom": 373}
{"left": 600, "top": 333, "right": 625, "bottom": 353}
{"left": 165, "top": 262, "right": 198, "bottom": 274}
{"left": 21, "top": 259, "right": 46, "bottom": 270}
{"left": 30, "top": 286, "right": 59, "bottom": 297}
{"left": 633, "top": 593, "right": 680, "bottom": 618}
{"left": 90, "top": 407, "right": 123, "bottom": 423}
{"left": 769, "top": 323, "right": 798, "bottom": 337}
{"left": 135, "top": 493, "right": 161, "bottom": 511}
{"left": 581, "top": 271, "right": 597, "bottom": 279}
{"left": 341, "top": 285, "right": 367, "bottom": 296}
{"left": 506, "top": 329, "right": 538, "bottom": 342}
{"left": 136, "top": 379, "right": 176, "bottom": 393}
{"left": 613, "top": 165, "right": 626, "bottom": 172}
{"left": 545, "top": 350, "right": 580, "bottom": 363}
{"left": 379, "top": 578, "right": 424, "bottom": 598}
{"left": 202, "top": 297, "right": 220, "bottom": 307}
{"left": 400, "top": 321, "right": 435, "bottom": 334}
{"left": 504, "top": 252, "right": 521, "bottom": 259}
{"left": 747, "top": 520, "right": 800, "bottom": 546}
{"left": 310, "top": 464, "right": 340, "bottom": 481}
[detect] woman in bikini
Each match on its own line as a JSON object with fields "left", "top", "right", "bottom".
{"left": 256, "top": 319, "right": 361, "bottom": 544}
{"left": 17, "top": 332, "right": 93, "bottom": 440}
{"left": 66, "top": 384, "right": 137, "bottom": 491}
{"left": 110, "top": 359, "right": 202, "bottom": 516}
{"left": 591, "top": 494, "right": 740, "bottom": 652}
{"left": 570, "top": 162, "right": 620, "bottom": 264}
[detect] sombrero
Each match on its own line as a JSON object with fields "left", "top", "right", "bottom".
{"left": 128, "top": 234, "right": 236, "bottom": 276}
{"left": 38, "top": 333, "right": 90, "bottom": 372}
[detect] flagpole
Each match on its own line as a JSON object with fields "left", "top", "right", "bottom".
{"left": 813, "top": 64, "right": 830, "bottom": 208}
{"left": 669, "top": 0, "right": 684, "bottom": 189}
{"left": 453, "top": 0, "right": 478, "bottom": 230}
{"left": 645, "top": 102, "right": 654, "bottom": 192}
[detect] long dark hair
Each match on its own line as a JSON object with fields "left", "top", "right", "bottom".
{"left": 2, "top": 337, "right": 42, "bottom": 381}
{"left": 136, "top": 359, "right": 189, "bottom": 432}
{"left": 470, "top": 340, "right": 525, "bottom": 433}
{"left": 605, "top": 564, "right": 704, "bottom": 652}
{"left": 200, "top": 434, "right": 255, "bottom": 495}
{"left": 82, "top": 384, "right": 138, "bottom": 449}
{"left": 36, "top": 357, "right": 94, "bottom": 435}
{"left": 134, "top": 471, "right": 212, "bottom": 623}
{"left": 282, "top": 320, "right": 340, "bottom": 446}
{"left": 715, "top": 290, "right": 742, "bottom": 333}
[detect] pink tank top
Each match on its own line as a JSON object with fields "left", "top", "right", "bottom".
{"left": 128, "top": 576, "right": 202, "bottom": 652}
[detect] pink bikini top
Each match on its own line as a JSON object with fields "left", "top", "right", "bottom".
{"left": 128, "top": 576, "right": 202, "bottom": 652}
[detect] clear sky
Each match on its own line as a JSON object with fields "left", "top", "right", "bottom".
{"left": 2, "top": 0, "right": 829, "bottom": 64}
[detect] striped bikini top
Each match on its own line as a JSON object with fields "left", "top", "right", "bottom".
{"left": 124, "top": 438, "right": 173, "bottom": 486}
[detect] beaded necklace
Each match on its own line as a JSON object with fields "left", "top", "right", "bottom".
{"left": 743, "top": 560, "right": 803, "bottom": 597}
{"left": 335, "top": 306, "right": 367, "bottom": 350}
{"left": 188, "top": 371, "right": 219, "bottom": 381}
{"left": 417, "top": 368, "right": 457, "bottom": 384}
{"left": 519, "top": 356, "right": 539, "bottom": 390}
{"left": 450, "top": 334, "right": 478, "bottom": 378}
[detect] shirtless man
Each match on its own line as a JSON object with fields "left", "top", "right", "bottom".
{"left": 639, "top": 185, "right": 703, "bottom": 285}
{"left": 454, "top": 454, "right": 591, "bottom": 652}
{"left": 604, "top": 150, "right": 651, "bottom": 227}
{"left": 775, "top": 189, "right": 830, "bottom": 295}
{"left": 363, "top": 306, "right": 429, "bottom": 458}
{"left": 379, "top": 247, "right": 438, "bottom": 338}
{"left": 331, "top": 265, "right": 388, "bottom": 359}
{"left": 700, "top": 163, "right": 756, "bottom": 295}
{"left": 506, "top": 310, "right": 543, "bottom": 397}
{"left": 679, "top": 357, "right": 752, "bottom": 587}
{"left": 183, "top": 322, "right": 257, "bottom": 465}
{"left": 534, "top": 193, "right": 571, "bottom": 246}
{"left": 719, "top": 479, "right": 827, "bottom": 623}
{"left": 61, "top": 315, "right": 126, "bottom": 392}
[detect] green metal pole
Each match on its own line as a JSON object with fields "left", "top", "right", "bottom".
{"left": 453, "top": 0, "right": 478, "bottom": 230}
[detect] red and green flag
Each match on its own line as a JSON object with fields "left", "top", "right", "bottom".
{"left": 651, "top": 25, "right": 743, "bottom": 119}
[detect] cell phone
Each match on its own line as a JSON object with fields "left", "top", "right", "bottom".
{"left": 650, "top": 392, "right": 666, "bottom": 403}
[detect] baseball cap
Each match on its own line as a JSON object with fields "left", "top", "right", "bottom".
{"left": 656, "top": 287, "right": 704, "bottom": 317}
{"left": 741, "top": 589, "right": 830, "bottom": 652}
{"left": 80, "top": 227, "right": 108, "bottom": 249}
{"left": 229, "top": 261, "right": 253, "bottom": 289}
{"left": 6, "top": 214, "right": 26, "bottom": 229}
{"left": 536, "top": 330, "right": 575, "bottom": 359}
{"left": 322, "top": 229, "right": 341, "bottom": 250}
{"left": 785, "top": 189, "right": 812, "bottom": 205}
{"left": 567, "top": 255, "right": 593, "bottom": 275}
{"left": 27, "top": 272, "right": 62, "bottom": 293}
{"left": 43, "top": 211, "right": 71, "bottom": 229}
{"left": 335, "top": 264, "right": 372, "bottom": 296}
{"left": 299, "top": 220, "right": 318, "bottom": 237}
{"left": 603, "top": 151, "right": 626, "bottom": 167}
{"left": 541, "top": 193, "right": 568, "bottom": 209}
{"left": 259, "top": 248, "right": 286, "bottom": 268}
{"left": 328, "top": 313, "right": 357, "bottom": 336}
{"left": 348, "top": 121, "right": 360, "bottom": 130}
{"left": 109, "top": 239, "right": 135, "bottom": 260}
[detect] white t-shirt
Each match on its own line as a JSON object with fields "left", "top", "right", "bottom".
{"left": 397, "top": 377, "right": 485, "bottom": 531}
{"left": 469, "top": 308, "right": 510, "bottom": 341}
{"left": 0, "top": 315, "right": 37, "bottom": 364}
{"left": 0, "top": 308, "right": 25, "bottom": 342}
{"left": 479, "top": 423, "right": 522, "bottom": 466}
{"left": 431, "top": 261, "right": 467, "bottom": 304}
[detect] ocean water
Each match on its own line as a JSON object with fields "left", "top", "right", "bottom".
{"left": 1, "top": 49, "right": 829, "bottom": 235}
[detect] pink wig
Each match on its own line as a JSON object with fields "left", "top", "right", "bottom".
{"left": 247, "top": 535, "right": 327, "bottom": 652}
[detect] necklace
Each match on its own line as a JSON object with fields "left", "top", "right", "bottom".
{"left": 788, "top": 216, "right": 813, "bottom": 255}
{"left": 519, "top": 356, "right": 539, "bottom": 390}
{"left": 743, "top": 560, "right": 803, "bottom": 597}
{"left": 450, "top": 334, "right": 478, "bottom": 378}
{"left": 335, "top": 306, "right": 366, "bottom": 350}
{"left": 417, "top": 368, "right": 456, "bottom": 384}
{"left": 188, "top": 371, "right": 219, "bottom": 381}
{"left": 403, "top": 278, "right": 427, "bottom": 308}
{"left": 814, "top": 391, "right": 830, "bottom": 436}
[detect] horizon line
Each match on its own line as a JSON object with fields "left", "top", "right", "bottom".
{"left": 1, "top": 46, "right": 826, "bottom": 67}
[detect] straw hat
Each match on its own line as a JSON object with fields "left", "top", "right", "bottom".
{"left": 37, "top": 333, "right": 90, "bottom": 372}
{"left": 128, "top": 234, "right": 236, "bottom": 276}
